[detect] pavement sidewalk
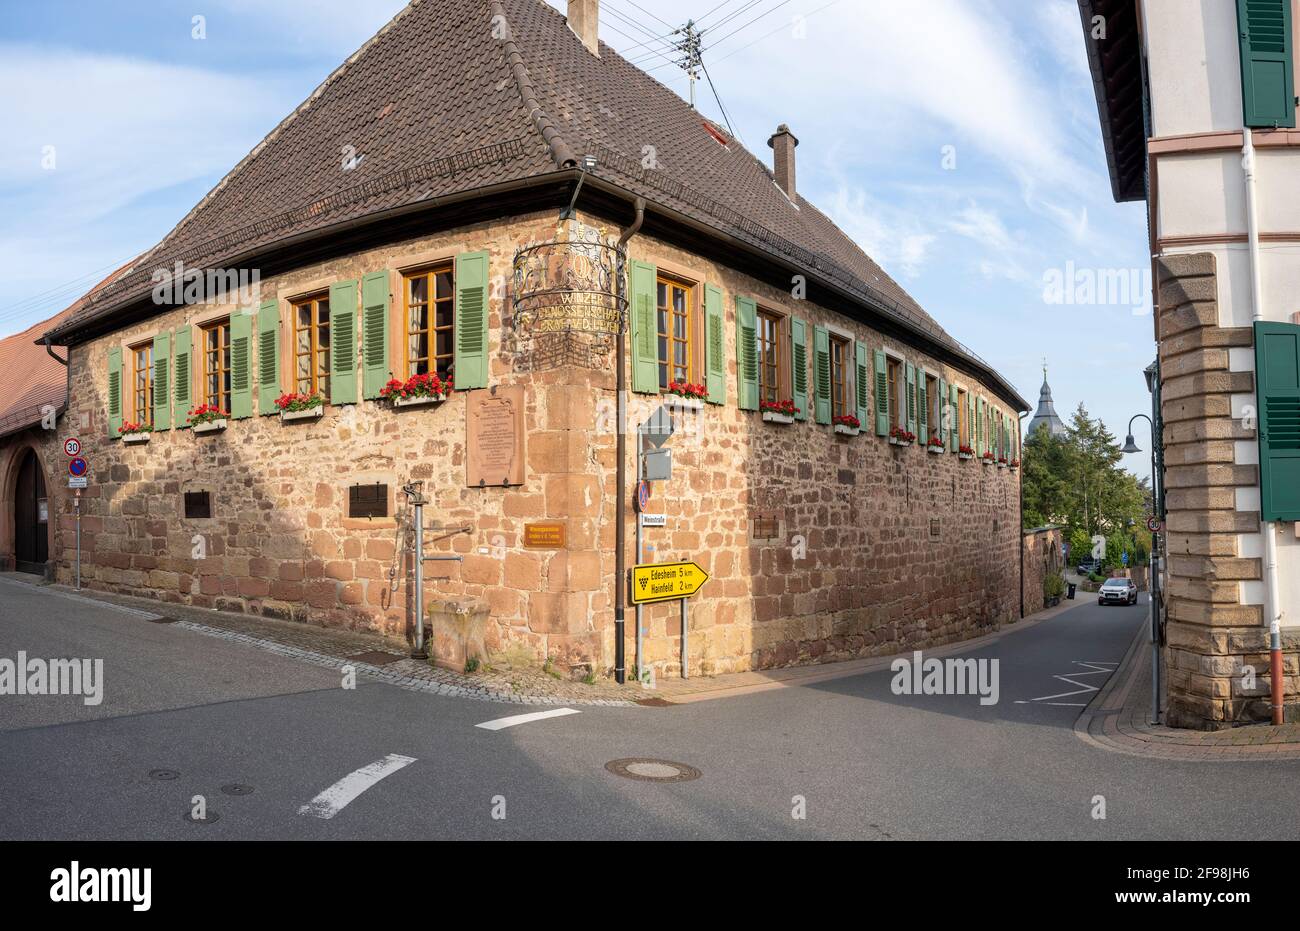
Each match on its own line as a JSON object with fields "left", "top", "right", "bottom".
{"left": 1076, "top": 617, "right": 1300, "bottom": 761}
{"left": 1, "top": 572, "right": 1080, "bottom": 708}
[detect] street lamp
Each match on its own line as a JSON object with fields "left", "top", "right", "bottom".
{"left": 1124, "top": 413, "right": 1160, "bottom": 725}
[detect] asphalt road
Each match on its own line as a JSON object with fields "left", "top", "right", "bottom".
{"left": 2, "top": 577, "right": 1299, "bottom": 840}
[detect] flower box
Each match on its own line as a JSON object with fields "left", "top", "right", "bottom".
{"left": 122, "top": 432, "right": 151, "bottom": 445}
{"left": 982, "top": 455, "right": 994, "bottom": 465}
{"left": 834, "top": 424, "right": 860, "bottom": 436}
{"left": 889, "top": 436, "right": 913, "bottom": 447}
{"left": 958, "top": 452, "right": 974, "bottom": 461}
{"left": 927, "top": 443, "right": 944, "bottom": 454}
{"left": 762, "top": 411, "right": 794, "bottom": 425}
{"left": 392, "top": 393, "right": 447, "bottom": 409}
{"left": 275, "top": 392, "right": 325, "bottom": 420}
{"left": 664, "top": 394, "right": 704, "bottom": 411}
{"left": 194, "top": 419, "right": 228, "bottom": 435}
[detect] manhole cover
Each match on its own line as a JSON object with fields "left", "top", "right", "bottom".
{"left": 605, "top": 758, "right": 701, "bottom": 783}
{"left": 146, "top": 616, "right": 179, "bottom": 624}
{"left": 220, "top": 784, "right": 254, "bottom": 796}
{"left": 347, "top": 651, "right": 403, "bottom": 666}
{"left": 148, "top": 769, "right": 180, "bottom": 781}
{"left": 183, "top": 810, "right": 220, "bottom": 824}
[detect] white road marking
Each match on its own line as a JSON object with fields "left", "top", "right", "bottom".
{"left": 297, "top": 753, "right": 417, "bottom": 819}
{"left": 475, "top": 707, "right": 581, "bottom": 731}
{"left": 1016, "top": 661, "right": 1118, "bottom": 705}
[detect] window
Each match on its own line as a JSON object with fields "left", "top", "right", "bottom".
{"left": 757, "top": 309, "right": 781, "bottom": 404}
{"left": 887, "top": 357, "right": 903, "bottom": 427}
{"left": 656, "top": 275, "right": 693, "bottom": 389}
{"left": 292, "top": 293, "right": 331, "bottom": 396}
{"left": 957, "top": 388, "right": 969, "bottom": 446}
{"left": 926, "top": 373, "right": 941, "bottom": 441}
{"left": 348, "top": 483, "right": 389, "bottom": 520}
{"left": 184, "top": 491, "right": 211, "bottom": 519}
{"left": 751, "top": 510, "right": 781, "bottom": 542}
{"left": 403, "top": 264, "right": 454, "bottom": 378}
{"left": 131, "top": 342, "right": 153, "bottom": 427}
{"left": 829, "top": 335, "right": 849, "bottom": 419}
{"left": 201, "top": 319, "right": 231, "bottom": 414}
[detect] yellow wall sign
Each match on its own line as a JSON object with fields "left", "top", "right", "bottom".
{"left": 630, "top": 561, "right": 710, "bottom": 605}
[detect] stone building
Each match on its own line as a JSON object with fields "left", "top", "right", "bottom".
{"left": 30, "top": 0, "right": 1027, "bottom": 679}
{"left": 1080, "top": 0, "right": 1300, "bottom": 726}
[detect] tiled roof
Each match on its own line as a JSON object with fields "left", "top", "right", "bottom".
{"left": 0, "top": 263, "right": 134, "bottom": 437}
{"left": 42, "top": 0, "right": 1025, "bottom": 409}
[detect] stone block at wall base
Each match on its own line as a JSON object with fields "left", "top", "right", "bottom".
{"left": 427, "top": 600, "right": 490, "bottom": 672}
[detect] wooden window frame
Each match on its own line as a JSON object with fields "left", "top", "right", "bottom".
{"left": 199, "top": 318, "right": 232, "bottom": 414}
{"left": 756, "top": 307, "right": 789, "bottom": 404}
{"left": 290, "top": 292, "right": 331, "bottom": 397}
{"left": 887, "top": 355, "right": 903, "bottom": 428}
{"left": 401, "top": 262, "right": 455, "bottom": 380}
{"left": 957, "top": 387, "right": 969, "bottom": 447}
{"left": 130, "top": 340, "right": 153, "bottom": 428}
{"left": 829, "top": 334, "right": 849, "bottom": 419}
{"left": 925, "top": 372, "right": 941, "bottom": 441}
{"left": 655, "top": 272, "right": 699, "bottom": 391}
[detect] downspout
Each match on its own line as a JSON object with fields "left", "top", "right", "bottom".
{"left": 613, "top": 197, "right": 645, "bottom": 684}
{"left": 1242, "top": 128, "right": 1286, "bottom": 725}
{"left": 1018, "top": 410, "right": 1027, "bottom": 619}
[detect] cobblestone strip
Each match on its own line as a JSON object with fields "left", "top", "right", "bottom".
{"left": 171, "top": 620, "right": 637, "bottom": 707}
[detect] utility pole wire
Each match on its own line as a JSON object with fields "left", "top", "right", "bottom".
{"left": 705, "top": 0, "right": 798, "bottom": 49}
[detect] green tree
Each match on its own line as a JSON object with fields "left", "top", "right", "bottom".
{"left": 1022, "top": 404, "right": 1151, "bottom": 560}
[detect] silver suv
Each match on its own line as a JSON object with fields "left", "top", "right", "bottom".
{"left": 1098, "top": 577, "right": 1138, "bottom": 606}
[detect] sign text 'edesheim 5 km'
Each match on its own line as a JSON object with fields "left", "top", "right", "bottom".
{"left": 629, "top": 561, "right": 709, "bottom": 605}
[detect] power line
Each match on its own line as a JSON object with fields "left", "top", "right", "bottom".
{"left": 705, "top": 0, "right": 798, "bottom": 49}
{"left": 603, "top": 0, "right": 676, "bottom": 47}
{"left": 710, "top": 0, "right": 844, "bottom": 64}
{"left": 604, "top": 21, "right": 681, "bottom": 68}
{"left": 698, "top": 0, "right": 766, "bottom": 36}
{"left": 700, "top": 58, "right": 740, "bottom": 141}
{"left": 619, "top": 0, "right": 676, "bottom": 31}
{"left": 695, "top": 0, "right": 744, "bottom": 28}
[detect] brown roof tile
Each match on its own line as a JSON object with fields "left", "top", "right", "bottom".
{"left": 42, "top": 0, "right": 1024, "bottom": 408}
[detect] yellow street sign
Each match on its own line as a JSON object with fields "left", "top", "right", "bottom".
{"left": 630, "top": 560, "right": 710, "bottom": 605}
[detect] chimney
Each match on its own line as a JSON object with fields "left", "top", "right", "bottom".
{"left": 568, "top": 0, "right": 600, "bottom": 56}
{"left": 767, "top": 124, "right": 799, "bottom": 200}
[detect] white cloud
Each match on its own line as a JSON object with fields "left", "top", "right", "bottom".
{"left": 826, "top": 186, "right": 937, "bottom": 279}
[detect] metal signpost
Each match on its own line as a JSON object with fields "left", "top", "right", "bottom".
{"left": 65, "top": 440, "right": 84, "bottom": 590}
{"left": 631, "top": 406, "right": 711, "bottom": 679}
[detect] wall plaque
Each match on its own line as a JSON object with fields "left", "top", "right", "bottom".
{"left": 523, "top": 522, "right": 566, "bottom": 549}
{"left": 466, "top": 385, "right": 525, "bottom": 487}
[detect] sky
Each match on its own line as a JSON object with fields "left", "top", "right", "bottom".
{"left": 0, "top": 0, "right": 1155, "bottom": 477}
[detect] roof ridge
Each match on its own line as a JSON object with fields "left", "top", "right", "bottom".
{"left": 490, "top": 0, "right": 577, "bottom": 169}
{"left": 132, "top": 1, "right": 425, "bottom": 274}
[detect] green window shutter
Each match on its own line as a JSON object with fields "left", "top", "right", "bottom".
{"left": 873, "top": 349, "right": 888, "bottom": 435}
{"left": 937, "top": 378, "right": 948, "bottom": 448}
{"left": 257, "top": 299, "right": 280, "bottom": 415}
{"left": 107, "top": 346, "right": 122, "bottom": 438}
{"left": 361, "top": 271, "right": 391, "bottom": 400}
{"left": 1238, "top": 0, "right": 1296, "bottom": 128}
{"left": 854, "top": 341, "right": 869, "bottom": 429}
{"left": 230, "top": 311, "right": 254, "bottom": 418}
{"left": 454, "top": 251, "right": 489, "bottom": 390}
{"left": 813, "top": 325, "right": 831, "bottom": 424}
{"left": 151, "top": 331, "right": 171, "bottom": 430}
{"left": 629, "top": 260, "right": 658, "bottom": 394}
{"left": 174, "top": 327, "right": 192, "bottom": 429}
{"left": 735, "top": 296, "right": 759, "bottom": 411}
{"left": 905, "top": 362, "right": 916, "bottom": 436}
{"left": 329, "top": 280, "right": 359, "bottom": 404}
{"left": 1255, "top": 321, "right": 1300, "bottom": 520}
{"left": 976, "top": 396, "right": 985, "bottom": 455}
{"left": 704, "top": 284, "right": 725, "bottom": 404}
{"left": 948, "top": 384, "right": 959, "bottom": 451}
{"left": 917, "top": 366, "right": 927, "bottom": 442}
{"left": 791, "top": 317, "right": 809, "bottom": 421}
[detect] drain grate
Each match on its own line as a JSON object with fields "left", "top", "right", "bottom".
{"left": 220, "top": 784, "right": 254, "bottom": 796}
{"left": 148, "top": 769, "right": 180, "bottom": 781}
{"left": 347, "top": 651, "right": 404, "bottom": 666}
{"left": 605, "top": 758, "right": 701, "bottom": 783}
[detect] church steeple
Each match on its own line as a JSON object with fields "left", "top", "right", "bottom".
{"left": 1027, "top": 360, "right": 1066, "bottom": 438}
